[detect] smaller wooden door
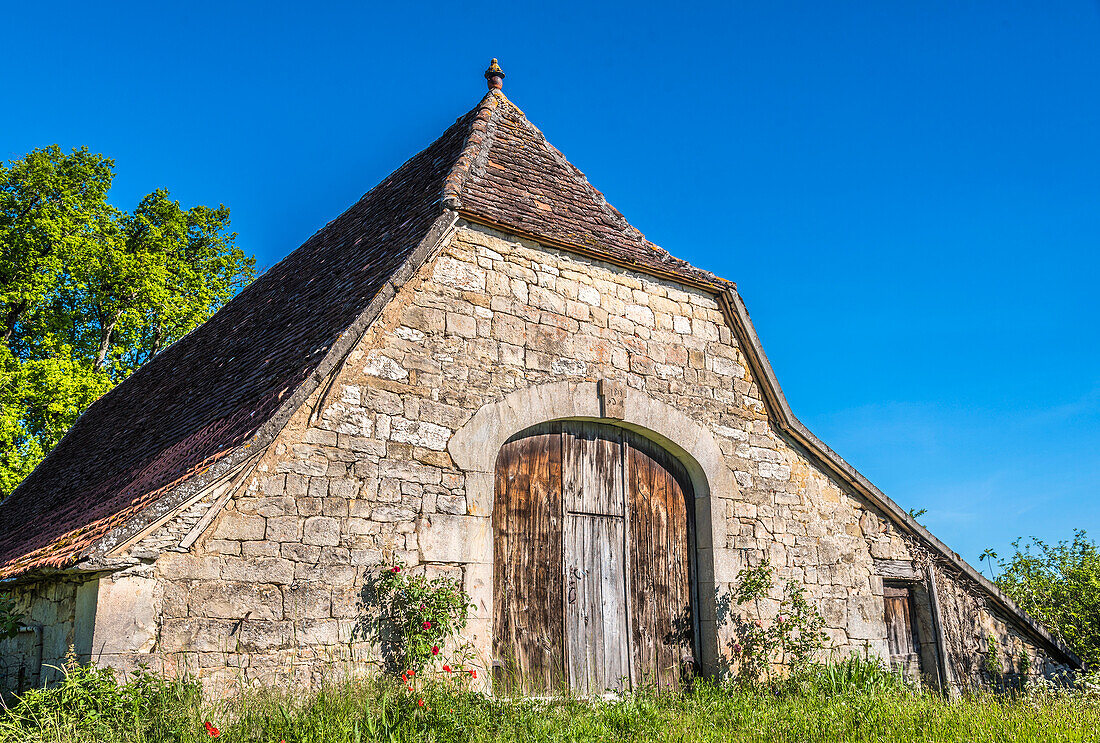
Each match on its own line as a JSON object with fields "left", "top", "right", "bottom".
{"left": 884, "top": 585, "right": 922, "bottom": 680}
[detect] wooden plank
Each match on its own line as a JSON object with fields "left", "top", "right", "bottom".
{"left": 493, "top": 424, "right": 564, "bottom": 694}
{"left": 564, "top": 512, "right": 630, "bottom": 695}
{"left": 625, "top": 430, "right": 694, "bottom": 692}
{"left": 562, "top": 422, "right": 624, "bottom": 516}
{"left": 884, "top": 593, "right": 914, "bottom": 656}
{"left": 875, "top": 559, "right": 920, "bottom": 580}
{"left": 926, "top": 564, "right": 955, "bottom": 695}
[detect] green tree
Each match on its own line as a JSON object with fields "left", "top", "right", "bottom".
{"left": 0, "top": 145, "right": 255, "bottom": 497}
{"left": 993, "top": 530, "right": 1100, "bottom": 669}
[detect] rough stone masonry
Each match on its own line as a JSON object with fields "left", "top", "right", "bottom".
{"left": 0, "top": 222, "right": 1074, "bottom": 696}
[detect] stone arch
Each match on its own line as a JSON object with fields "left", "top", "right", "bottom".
{"left": 447, "top": 380, "right": 738, "bottom": 677}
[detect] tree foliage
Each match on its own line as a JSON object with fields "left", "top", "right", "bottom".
{"left": 0, "top": 145, "right": 255, "bottom": 498}
{"left": 993, "top": 530, "right": 1100, "bottom": 670}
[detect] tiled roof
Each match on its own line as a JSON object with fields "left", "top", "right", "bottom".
{"left": 448, "top": 91, "right": 729, "bottom": 289}
{"left": 0, "top": 89, "right": 723, "bottom": 579}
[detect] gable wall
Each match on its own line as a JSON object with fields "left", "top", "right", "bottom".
{"left": 10, "top": 221, "right": 1066, "bottom": 695}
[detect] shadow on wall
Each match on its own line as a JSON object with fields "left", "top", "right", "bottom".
{"left": 353, "top": 577, "right": 401, "bottom": 674}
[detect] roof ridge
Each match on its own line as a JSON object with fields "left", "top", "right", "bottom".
{"left": 441, "top": 90, "right": 502, "bottom": 210}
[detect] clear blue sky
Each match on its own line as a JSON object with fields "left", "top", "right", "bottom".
{"left": 3, "top": 1, "right": 1098, "bottom": 570}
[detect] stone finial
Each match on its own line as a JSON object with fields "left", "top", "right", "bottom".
{"left": 484, "top": 58, "right": 505, "bottom": 90}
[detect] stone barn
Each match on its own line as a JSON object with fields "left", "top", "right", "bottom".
{"left": 0, "top": 61, "right": 1081, "bottom": 696}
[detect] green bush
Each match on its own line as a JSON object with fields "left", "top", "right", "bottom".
{"left": 375, "top": 563, "right": 474, "bottom": 672}
{"left": 991, "top": 530, "right": 1100, "bottom": 670}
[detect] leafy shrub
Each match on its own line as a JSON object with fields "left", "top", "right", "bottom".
{"left": 376, "top": 563, "right": 474, "bottom": 671}
{"left": 0, "top": 593, "right": 21, "bottom": 640}
{"left": 726, "top": 559, "right": 829, "bottom": 685}
{"left": 992, "top": 530, "right": 1100, "bottom": 669}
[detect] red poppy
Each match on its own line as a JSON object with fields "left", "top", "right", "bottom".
{"left": 203, "top": 721, "right": 220, "bottom": 737}
{"left": 469, "top": 669, "right": 477, "bottom": 679}
{"left": 432, "top": 645, "right": 440, "bottom": 655}
{"left": 443, "top": 665, "right": 452, "bottom": 673}
{"left": 406, "top": 669, "right": 415, "bottom": 677}
{"left": 407, "top": 685, "right": 414, "bottom": 692}
{"left": 418, "top": 698, "right": 425, "bottom": 707}
{"left": 422, "top": 620, "right": 432, "bottom": 630}
{"left": 391, "top": 566, "right": 401, "bottom": 573}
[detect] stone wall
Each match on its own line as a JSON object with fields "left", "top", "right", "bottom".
{"left": 6, "top": 220, "right": 1068, "bottom": 695}
{"left": 0, "top": 576, "right": 92, "bottom": 696}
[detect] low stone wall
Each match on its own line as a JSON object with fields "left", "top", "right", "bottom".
{"left": 0, "top": 576, "right": 92, "bottom": 695}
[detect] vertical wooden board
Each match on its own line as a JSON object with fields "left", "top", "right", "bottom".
{"left": 626, "top": 431, "right": 694, "bottom": 692}
{"left": 884, "top": 585, "right": 924, "bottom": 680}
{"left": 493, "top": 424, "right": 564, "bottom": 694}
{"left": 564, "top": 513, "right": 630, "bottom": 695}
{"left": 884, "top": 590, "right": 915, "bottom": 656}
{"left": 562, "top": 422, "right": 624, "bottom": 516}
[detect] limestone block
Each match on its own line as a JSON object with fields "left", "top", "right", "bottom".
{"left": 89, "top": 575, "right": 161, "bottom": 657}
{"left": 284, "top": 584, "right": 332, "bottom": 619}
{"left": 389, "top": 418, "right": 451, "bottom": 451}
{"left": 436, "top": 494, "right": 468, "bottom": 515}
{"left": 281, "top": 543, "right": 321, "bottom": 563}
{"left": 241, "top": 541, "right": 281, "bottom": 558}
{"left": 212, "top": 512, "right": 266, "bottom": 541}
{"left": 155, "top": 553, "right": 223, "bottom": 581}
{"left": 446, "top": 312, "right": 477, "bottom": 338}
{"left": 757, "top": 461, "right": 791, "bottom": 481}
{"left": 303, "top": 516, "right": 341, "bottom": 546}
{"left": 370, "top": 505, "right": 418, "bottom": 522}
{"left": 221, "top": 557, "right": 295, "bottom": 585}
{"left": 297, "top": 619, "right": 340, "bottom": 646}
{"left": 463, "top": 562, "right": 493, "bottom": 619}
{"left": 236, "top": 620, "right": 293, "bottom": 652}
{"left": 551, "top": 358, "right": 586, "bottom": 376}
{"left": 351, "top": 549, "right": 384, "bottom": 566}
{"left": 362, "top": 352, "right": 408, "bottom": 381}
{"left": 189, "top": 580, "right": 282, "bottom": 620}
{"left": 267, "top": 516, "right": 301, "bottom": 542}
{"left": 432, "top": 256, "right": 486, "bottom": 291}
{"left": 625, "top": 304, "right": 655, "bottom": 328}
{"left": 846, "top": 596, "right": 883, "bottom": 640}
{"left": 159, "top": 618, "right": 237, "bottom": 653}
{"left": 418, "top": 514, "right": 491, "bottom": 563}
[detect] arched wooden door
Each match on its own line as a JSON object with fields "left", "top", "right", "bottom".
{"left": 493, "top": 421, "right": 695, "bottom": 695}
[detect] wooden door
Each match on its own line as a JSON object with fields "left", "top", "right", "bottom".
{"left": 626, "top": 432, "right": 695, "bottom": 691}
{"left": 562, "top": 423, "right": 630, "bottom": 694}
{"left": 493, "top": 421, "right": 695, "bottom": 695}
{"left": 884, "top": 584, "right": 922, "bottom": 680}
{"left": 493, "top": 423, "right": 564, "bottom": 693}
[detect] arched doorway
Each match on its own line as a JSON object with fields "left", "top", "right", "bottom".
{"left": 493, "top": 420, "right": 696, "bottom": 695}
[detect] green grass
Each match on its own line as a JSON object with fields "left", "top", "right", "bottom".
{"left": 2, "top": 662, "right": 1099, "bottom": 743}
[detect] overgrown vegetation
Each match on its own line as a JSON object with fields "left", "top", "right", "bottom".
{"left": 374, "top": 563, "right": 474, "bottom": 672}
{"left": 0, "top": 592, "right": 20, "bottom": 640}
{"left": 2, "top": 657, "right": 1099, "bottom": 743}
{"left": 989, "top": 530, "right": 1100, "bottom": 669}
{"left": 0, "top": 145, "right": 255, "bottom": 498}
{"left": 724, "top": 558, "right": 829, "bottom": 684}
